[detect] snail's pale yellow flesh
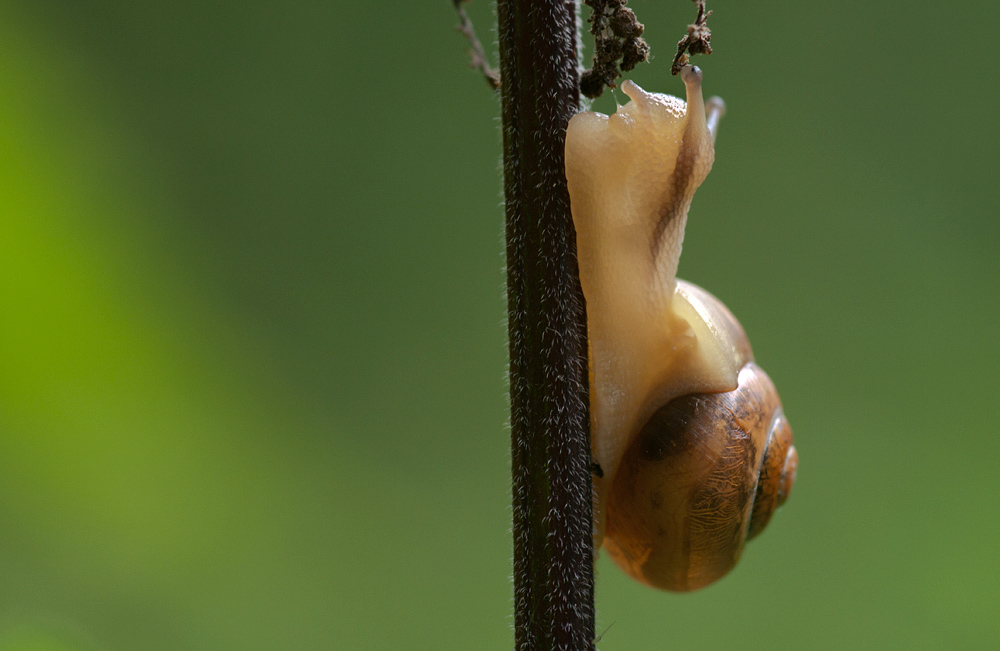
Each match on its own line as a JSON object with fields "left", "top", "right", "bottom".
{"left": 566, "top": 67, "right": 741, "bottom": 545}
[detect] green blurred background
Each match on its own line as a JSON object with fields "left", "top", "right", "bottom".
{"left": 0, "top": 1, "right": 997, "bottom": 649}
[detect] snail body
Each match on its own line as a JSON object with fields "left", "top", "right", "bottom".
{"left": 565, "top": 67, "right": 797, "bottom": 591}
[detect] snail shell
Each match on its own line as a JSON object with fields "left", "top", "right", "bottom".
{"left": 565, "top": 66, "right": 797, "bottom": 591}
{"left": 603, "top": 281, "right": 798, "bottom": 591}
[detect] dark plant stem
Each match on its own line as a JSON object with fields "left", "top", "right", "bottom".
{"left": 497, "top": 1, "right": 594, "bottom": 650}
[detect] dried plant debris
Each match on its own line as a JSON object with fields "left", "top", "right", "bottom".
{"left": 580, "top": 0, "right": 650, "bottom": 99}
{"left": 453, "top": 0, "right": 500, "bottom": 91}
{"left": 671, "top": 0, "right": 713, "bottom": 76}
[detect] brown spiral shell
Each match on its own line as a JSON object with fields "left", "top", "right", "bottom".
{"left": 601, "top": 287, "right": 798, "bottom": 592}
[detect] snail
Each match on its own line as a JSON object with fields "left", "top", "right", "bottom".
{"left": 565, "top": 65, "right": 797, "bottom": 592}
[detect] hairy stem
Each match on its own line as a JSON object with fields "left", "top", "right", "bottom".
{"left": 497, "top": 1, "right": 595, "bottom": 649}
